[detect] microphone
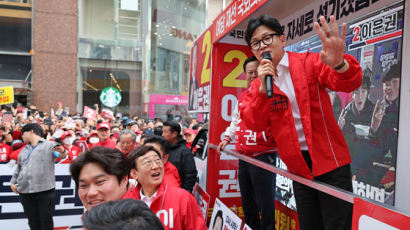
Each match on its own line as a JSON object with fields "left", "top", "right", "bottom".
{"left": 262, "top": 52, "right": 273, "bottom": 98}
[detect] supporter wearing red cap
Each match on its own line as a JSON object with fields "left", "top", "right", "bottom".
{"left": 87, "top": 130, "right": 99, "bottom": 149}
{"left": 56, "top": 131, "right": 81, "bottom": 164}
{"left": 0, "top": 132, "right": 13, "bottom": 163}
{"left": 93, "top": 122, "right": 116, "bottom": 149}
{"left": 183, "top": 128, "right": 197, "bottom": 152}
{"left": 9, "top": 139, "right": 26, "bottom": 161}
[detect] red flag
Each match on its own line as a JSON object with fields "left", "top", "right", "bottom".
{"left": 83, "top": 106, "right": 97, "bottom": 120}
{"left": 100, "top": 108, "right": 114, "bottom": 120}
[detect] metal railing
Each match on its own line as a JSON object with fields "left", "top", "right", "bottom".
{"left": 209, "top": 143, "right": 410, "bottom": 216}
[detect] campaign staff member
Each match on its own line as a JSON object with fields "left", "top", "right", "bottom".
{"left": 124, "top": 146, "right": 206, "bottom": 230}
{"left": 94, "top": 122, "right": 116, "bottom": 149}
{"left": 10, "top": 123, "right": 68, "bottom": 230}
{"left": 218, "top": 56, "right": 277, "bottom": 230}
{"left": 56, "top": 131, "right": 81, "bottom": 163}
{"left": 240, "top": 15, "right": 362, "bottom": 230}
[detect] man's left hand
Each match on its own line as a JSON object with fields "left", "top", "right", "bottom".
{"left": 53, "top": 145, "right": 67, "bottom": 158}
{"left": 314, "top": 16, "right": 347, "bottom": 70}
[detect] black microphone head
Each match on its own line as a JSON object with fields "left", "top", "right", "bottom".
{"left": 262, "top": 52, "right": 272, "bottom": 61}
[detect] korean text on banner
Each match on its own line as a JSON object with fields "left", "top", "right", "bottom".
{"left": 0, "top": 86, "right": 14, "bottom": 105}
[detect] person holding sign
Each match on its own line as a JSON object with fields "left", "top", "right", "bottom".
{"left": 218, "top": 56, "right": 277, "bottom": 230}
{"left": 240, "top": 15, "right": 362, "bottom": 230}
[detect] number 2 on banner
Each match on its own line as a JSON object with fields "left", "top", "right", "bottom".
{"left": 223, "top": 50, "right": 247, "bottom": 88}
{"left": 201, "top": 30, "right": 211, "bottom": 84}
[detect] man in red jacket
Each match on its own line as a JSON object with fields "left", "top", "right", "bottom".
{"left": 124, "top": 145, "right": 206, "bottom": 230}
{"left": 240, "top": 15, "right": 362, "bottom": 230}
{"left": 218, "top": 56, "right": 277, "bottom": 230}
{"left": 94, "top": 122, "right": 116, "bottom": 149}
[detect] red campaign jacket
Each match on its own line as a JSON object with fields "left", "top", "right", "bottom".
{"left": 123, "top": 182, "right": 207, "bottom": 230}
{"left": 0, "top": 143, "right": 13, "bottom": 162}
{"left": 240, "top": 51, "right": 362, "bottom": 178}
{"left": 93, "top": 139, "right": 116, "bottom": 149}
{"left": 235, "top": 89, "right": 277, "bottom": 157}
{"left": 164, "top": 161, "right": 181, "bottom": 187}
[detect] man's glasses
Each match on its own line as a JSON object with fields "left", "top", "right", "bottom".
{"left": 250, "top": 33, "right": 281, "bottom": 51}
{"left": 141, "top": 156, "right": 162, "bottom": 168}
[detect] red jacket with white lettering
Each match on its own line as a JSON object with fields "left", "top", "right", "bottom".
{"left": 240, "top": 51, "right": 362, "bottom": 179}
{"left": 123, "top": 182, "right": 206, "bottom": 230}
{"left": 0, "top": 143, "right": 12, "bottom": 162}
{"left": 235, "top": 89, "right": 277, "bottom": 157}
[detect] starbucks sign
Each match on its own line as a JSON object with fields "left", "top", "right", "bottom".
{"left": 100, "top": 87, "right": 122, "bottom": 108}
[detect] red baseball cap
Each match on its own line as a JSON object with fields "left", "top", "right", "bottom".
{"left": 184, "top": 128, "right": 195, "bottom": 135}
{"left": 89, "top": 130, "right": 98, "bottom": 137}
{"left": 96, "top": 122, "right": 110, "bottom": 130}
{"left": 60, "top": 131, "right": 72, "bottom": 140}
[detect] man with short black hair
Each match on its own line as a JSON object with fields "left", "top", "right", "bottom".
{"left": 70, "top": 146, "right": 130, "bottom": 211}
{"left": 162, "top": 120, "right": 197, "bottom": 192}
{"left": 10, "top": 123, "right": 67, "bottom": 230}
{"left": 241, "top": 14, "right": 362, "bottom": 230}
{"left": 82, "top": 199, "right": 164, "bottom": 230}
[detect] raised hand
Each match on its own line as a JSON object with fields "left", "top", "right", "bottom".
{"left": 371, "top": 99, "right": 385, "bottom": 132}
{"left": 314, "top": 16, "right": 347, "bottom": 69}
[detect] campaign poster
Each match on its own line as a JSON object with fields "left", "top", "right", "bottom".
{"left": 209, "top": 198, "right": 242, "bottom": 230}
{"left": 0, "top": 164, "right": 84, "bottom": 229}
{"left": 188, "top": 28, "right": 212, "bottom": 113}
{"left": 275, "top": 201, "right": 300, "bottom": 230}
{"left": 193, "top": 183, "right": 211, "bottom": 221}
{"left": 286, "top": 1, "right": 403, "bottom": 205}
{"left": 207, "top": 42, "right": 253, "bottom": 220}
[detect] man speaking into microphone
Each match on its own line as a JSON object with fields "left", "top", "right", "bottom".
{"left": 240, "top": 15, "right": 363, "bottom": 230}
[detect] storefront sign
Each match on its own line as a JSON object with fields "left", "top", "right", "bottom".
{"left": 0, "top": 86, "right": 14, "bottom": 105}
{"left": 149, "top": 94, "right": 188, "bottom": 119}
{"left": 100, "top": 87, "right": 122, "bottom": 108}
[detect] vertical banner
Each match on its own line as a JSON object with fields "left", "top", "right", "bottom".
{"left": 188, "top": 28, "right": 212, "bottom": 113}
{"left": 207, "top": 42, "right": 253, "bottom": 219}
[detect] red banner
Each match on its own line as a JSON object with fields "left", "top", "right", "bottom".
{"left": 188, "top": 28, "right": 213, "bottom": 112}
{"left": 83, "top": 106, "right": 96, "bottom": 120}
{"left": 207, "top": 42, "right": 253, "bottom": 219}
{"left": 352, "top": 197, "right": 410, "bottom": 229}
{"left": 275, "top": 201, "right": 300, "bottom": 230}
{"left": 212, "top": 0, "right": 269, "bottom": 43}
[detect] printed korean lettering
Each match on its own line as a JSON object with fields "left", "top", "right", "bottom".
{"left": 317, "top": 1, "right": 329, "bottom": 21}
{"left": 352, "top": 180, "right": 386, "bottom": 203}
{"left": 218, "top": 170, "right": 240, "bottom": 198}
{"left": 216, "top": 15, "right": 225, "bottom": 37}
{"left": 340, "top": 0, "right": 355, "bottom": 19}
{"left": 244, "top": 130, "right": 257, "bottom": 145}
{"left": 384, "top": 13, "right": 397, "bottom": 33}
{"left": 225, "top": 3, "right": 237, "bottom": 28}
{"left": 237, "top": 0, "right": 251, "bottom": 17}
{"left": 328, "top": 0, "right": 341, "bottom": 20}
{"left": 354, "top": 0, "right": 370, "bottom": 12}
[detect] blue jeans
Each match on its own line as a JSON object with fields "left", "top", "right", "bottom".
{"left": 238, "top": 153, "right": 276, "bottom": 230}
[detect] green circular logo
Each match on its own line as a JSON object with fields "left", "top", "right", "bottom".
{"left": 100, "top": 87, "right": 122, "bottom": 108}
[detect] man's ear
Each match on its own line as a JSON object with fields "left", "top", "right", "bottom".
{"left": 163, "top": 154, "right": 169, "bottom": 163}
{"left": 130, "top": 168, "right": 138, "bottom": 180}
